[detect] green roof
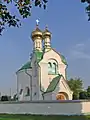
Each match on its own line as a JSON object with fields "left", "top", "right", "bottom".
{"left": 44, "top": 74, "right": 62, "bottom": 93}
{"left": 60, "top": 55, "right": 67, "bottom": 65}
{"left": 34, "top": 50, "right": 43, "bottom": 63}
{"left": 17, "top": 50, "right": 43, "bottom": 73}
{"left": 17, "top": 61, "right": 32, "bottom": 72}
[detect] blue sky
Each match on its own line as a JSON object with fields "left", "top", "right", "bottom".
{"left": 0, "top": 0, "right": 90, "bottom": 95}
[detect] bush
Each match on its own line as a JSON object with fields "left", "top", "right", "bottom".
{"left": 1, "top": 96, "right": 9, "bottom": 101}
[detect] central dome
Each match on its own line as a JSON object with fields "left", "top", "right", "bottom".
{"left": 31, "top": 25, "right": 42, "bottom": 41}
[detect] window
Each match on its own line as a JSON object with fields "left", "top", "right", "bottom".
{"left": 36, "top": 42, "right": 38, "bottom": 48}
{"left": 48, "top": 62, "right": 52, "bottom": 74}
{"left": 25, "top": 87, "right": 30, "bottom": 96}
{"left": 19, "top": 89, "right": 23, "bottom": 95}
{"left": 52, "top": 63, "right": 57, "bottom": 74}
{"left": 38, "top": 42, "right": 40, "bottom": 48}
{"left": 48, "top": 59, "right": 58, "bottom": 75}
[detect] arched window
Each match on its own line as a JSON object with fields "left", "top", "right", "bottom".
{"left": 19, "top": 89, "right": 23, "bottom": 95}
{"left": 48, "top": 59, "right": 58, "bottom": 74}
{"left": 25, "top": 87, "right": 30, "bottom": 96}
{"left": 48, "top": 62, "right": 52, "bottom": 74}
{"left": 52, "top": 63, "right": 57, "bottom": 74}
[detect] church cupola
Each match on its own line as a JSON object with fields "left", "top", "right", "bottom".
{"left": 43, "top": 26, "right": 52, "bottom": 52}
{"left": 31, "top": 20, "right": 43, "bottom": 51}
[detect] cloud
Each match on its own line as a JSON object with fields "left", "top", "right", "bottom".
{"left": 75, "top": 43, "right": 85, "bottom": 51}
{"left": 71, "top": 50, "right": 90, "bottom": 59}
{"left": 69, "top": 39, "right": 90, "bottom": 60}
{"left": 75, "top": 43, "right": 85, "bottom": 47}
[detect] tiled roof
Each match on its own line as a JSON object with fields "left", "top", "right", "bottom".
{"left": 45, "top": 74, "right": 62, "bottom": 93}
{"left": 17, "top": 61, "right": 32, "bottom": 72}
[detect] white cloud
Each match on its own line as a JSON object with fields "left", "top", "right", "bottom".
{"left": 75, "top": 43, "right": 85, "bottom": 47}
{"left": 74, "top": 43, "right": 85, "bottom": 51}
{"left": 71, "top": 50, "right": 90, "bottom": 59}
{"left": 69, "top": 39, "right": 90, "bottom": 60}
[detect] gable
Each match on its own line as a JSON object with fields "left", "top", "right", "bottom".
{"left": 39, "top": 48, "right": 67, "bottom": 66}
{"left": 42, "top": 74, "right": 72, "bottom": 94}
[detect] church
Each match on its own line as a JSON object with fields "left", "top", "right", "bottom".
{"left": 16, "top": 21, "right": 73, "bottom": 101}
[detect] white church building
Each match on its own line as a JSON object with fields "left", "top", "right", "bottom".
{"left": 16, "top": 22, "right": 73, "bottom": 101}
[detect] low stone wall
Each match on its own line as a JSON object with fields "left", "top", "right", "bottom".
{"left": 0, "top": 100, "right": 90, "bottom": 115}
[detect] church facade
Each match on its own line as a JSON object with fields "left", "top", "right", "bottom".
{"left": 16, "top": 23, "right": 73, "bottom": 101}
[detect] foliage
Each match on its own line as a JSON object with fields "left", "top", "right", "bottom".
{"left": 1, "top": 95, "right": 9, "bottom": 101}
{"left": 79, "top": 91, "right": 88, "bottom": 99}
{"left": 0, "top": 0, "right": 90, "bottom": 35}
{"left": 0, "top": 0, "right": 48, "bottom": 34}
{"left": 87, "top": 86, "right": 90, "bottom": 99}
{"left": 68, "top": 78, "right": 83, "bottom": 100}
{"left": 81, "top": 0, "right": 90, "bottom": 21}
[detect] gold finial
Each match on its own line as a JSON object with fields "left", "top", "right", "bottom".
{"left": 31, "top": 19, "right": 42, "bottom": 40}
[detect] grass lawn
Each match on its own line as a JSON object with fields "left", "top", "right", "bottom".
{"left": 0, "top": 114, "right": 90, "bottom": 120}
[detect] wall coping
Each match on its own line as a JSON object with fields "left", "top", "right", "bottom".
{"left": 0, "top": 100, "right": 90, "bottom": 104}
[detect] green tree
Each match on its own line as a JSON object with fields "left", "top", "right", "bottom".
{"left": 1, "top": 95, "right": 9, "bottom": 101}
{"left": 79, "top": 91, "right": 88, "bottom": 99}
{"left": 0, "top": 0, "right": 48, "bottom": 34}
{"left": 87, "top": 86, "right": 90, "bottom": 99}
{"left": 0, "top": 0, "right": 90, "bottom": 35}
{"left": 68, "top": 78, "right": 83, "bottom": 100}
{"left": 81, "top": 0, "right": 90, "bottom": 21}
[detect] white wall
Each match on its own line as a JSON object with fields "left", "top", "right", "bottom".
{"left": 17, "top": 69, "right": 32, "bottom": 101}
{"left": 0, "top": 100, "right": 90, "bottom": 115}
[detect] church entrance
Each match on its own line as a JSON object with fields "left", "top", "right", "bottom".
{"left": 56, "top": 92, "right": 68, "bottom": 100}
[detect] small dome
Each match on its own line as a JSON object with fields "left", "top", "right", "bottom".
{"left": 31, "top": 25, "right": 42, "bottom": 40}
{"left": 43, "top": 26, "right": 51, "bottom": 39}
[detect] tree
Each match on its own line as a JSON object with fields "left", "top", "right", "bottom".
{"left": 0, "top": 0, "right": 90, "bottom": 35}
{"left": 81, "top": 0, "right": 90, "bottom": 21}
{"left": 68, "top": 78, "right": 83, "bottom": 100}
{"left": 87, "top": 86, "right": 90, "bottom": 99}
{"left": 0, "top": 0, "right": 48, "bottom": 34}
{"left": 1, "top": 95, "right": 9, "bottom": 101}
{"left": 79, "top": 91, "right": 88, "bottom": 99}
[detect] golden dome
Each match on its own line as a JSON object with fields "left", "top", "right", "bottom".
{"left": 43, "top": 26, "right": 51, "bottom": 39}
{"left": 31, "top": 25, "right": 42, "bottom": 40}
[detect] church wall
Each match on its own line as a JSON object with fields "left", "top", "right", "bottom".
{"left": 39, "top": 62, "right": 50, "bottom": 91}
{"left": 0, "top": 100, "right": 90, "bottom": 115}
{"left": 58, "top": 64, "right": 66, "bottom": 79}
{"left": 31, "top": 55, "right": 40, "bottom": 100}
{"left": 43, "top": 83, "right": 60, "bottom": 100}
{"left": 17, "top": 69, "right": 32, "bottom": 101}
{"left": 43, "top": 93, "right": 52, "bottom": 100}
{"left": 59, "top": 77, "right": 73, "bottom": 100}
{"left": 52, "top": 83, "right": 60, "bottom": 100}
{"left": 31, "top": 76, "right": 40, "bottom": 101}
